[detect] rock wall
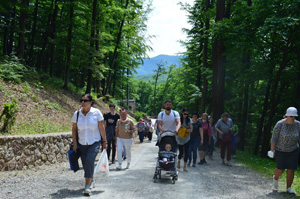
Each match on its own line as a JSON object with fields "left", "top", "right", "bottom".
{"left": 0, "top": 133, "right": 72, "bottom": 171}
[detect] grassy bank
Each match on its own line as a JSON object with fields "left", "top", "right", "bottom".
{"left": 236, "top": 150, "right": 300, "bottom": 196}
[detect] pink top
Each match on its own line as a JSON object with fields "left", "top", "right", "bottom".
{"left": 201, "top": 121, "right": 212, "bottom": 136}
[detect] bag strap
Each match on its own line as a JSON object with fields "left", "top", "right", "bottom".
{"left": 161, "top": 110, "right": 176, "bottom": 119}
{"left": 76, "top": 110, "right": 79, "bottom": 143}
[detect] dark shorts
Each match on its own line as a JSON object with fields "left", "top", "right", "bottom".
{"left": 198, "top": 135, "right": 208, "bottom": 151}
{"left": 275, "top": 149, "right": 299, "bottom": 170}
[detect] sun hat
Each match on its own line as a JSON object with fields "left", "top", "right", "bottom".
{"left": 285, "top": 107, "right": 298, "bottom": 117}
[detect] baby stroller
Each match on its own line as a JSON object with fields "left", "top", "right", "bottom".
{"left": 153, "top": 131, "right": 178, "bottom": 184}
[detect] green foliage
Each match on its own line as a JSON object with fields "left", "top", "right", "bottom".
{"left": 134, "top": 110, "right": 145, "bottom": 121}
{"left": 0, "top": 56, "right": 28, "bottom": 83}
{"left": 0, "top": 97, "right": 19, "bottom": 133}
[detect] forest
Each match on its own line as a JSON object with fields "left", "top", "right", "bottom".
{"left": 0, "top": 0, "right": 300, "bottom": 157}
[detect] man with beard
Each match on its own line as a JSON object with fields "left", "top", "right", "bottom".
{"left": 157, "top": 99, "right": 181, "bottom": 135}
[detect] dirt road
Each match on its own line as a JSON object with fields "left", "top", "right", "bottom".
{"left": 0, "top": 133, "right": 297, "bottom": 199}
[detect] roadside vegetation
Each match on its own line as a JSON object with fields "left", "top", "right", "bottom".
{"left": 236, "top": 150, "right": 300, "bottom": 195}
{"left": 0, "top": 56, "right": 110, "bottom": 135}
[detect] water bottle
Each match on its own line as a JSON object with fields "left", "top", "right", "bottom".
{"left": 125, "top": 124, "right": 128, "bottom": 132}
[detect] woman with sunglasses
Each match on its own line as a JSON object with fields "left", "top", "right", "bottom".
{"left": 177, "top": 108, "right": 193, "bottom": 172}
{"left": 271, "top": 107, "right": 300, "bottom": 194}
{"left": 71, "top": 94, "right": 107, "bottom": 196}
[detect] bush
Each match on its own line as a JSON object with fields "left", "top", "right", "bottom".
{"left": 0, "top": 97, "right": 19, "bottom": 133}
{"left": 0, "top": 55, "right": 28, "bottom": 83}
{"left": 134, "top": 111, "right": 145, "bottom": 121}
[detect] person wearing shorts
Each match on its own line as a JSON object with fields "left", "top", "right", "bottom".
{"left": 271, "top": 107, "right": 300, "bottom": 194}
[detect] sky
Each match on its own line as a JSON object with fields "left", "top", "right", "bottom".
{"left": 146, "top": 0, "right": 195, "bottom": 58}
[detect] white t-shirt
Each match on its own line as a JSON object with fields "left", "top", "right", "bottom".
{"left": 71, "top": 107, "right": 104, "bottom": 145}
{"left": 157, "top": 110, "right": 180, "bottom": 132}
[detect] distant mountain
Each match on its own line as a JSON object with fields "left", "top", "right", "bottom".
{"left": 135, "top": 54, "right": 183, "bottom": 76}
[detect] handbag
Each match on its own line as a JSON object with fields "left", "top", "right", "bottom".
{"left": 94, "top": 149, "right": 109, "bottom": 176}
{"left": 178, "top": 126, "right": 189, "bottom": 138}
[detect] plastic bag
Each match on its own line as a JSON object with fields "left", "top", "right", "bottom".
{"left": 94, "top": 149, "right": 109, "bottom": 176}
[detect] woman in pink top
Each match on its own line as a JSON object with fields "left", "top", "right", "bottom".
{"left": 198, "top": 113, "right": 212, "bottom": 164}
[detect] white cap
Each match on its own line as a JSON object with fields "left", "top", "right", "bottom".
{"left": 285, "top": 107, "right": 298, "bottom": 117}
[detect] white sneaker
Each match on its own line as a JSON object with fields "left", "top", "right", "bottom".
{"left": 83, "top": 184, "right": 91, "bottom": 195}
{"left": 287, "top": 187, "right": 295, "bottom": 194}
{"left": 126, "top": 164, "right": 130, "bottom": 169}
{"left": 273, "top": 175, "right": 278, "bottom": 190}
{"left": 116, "top": 165, "right": 122, "bottom": 170}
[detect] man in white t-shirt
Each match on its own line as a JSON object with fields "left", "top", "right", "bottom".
{"left": 157, "top": 99, "right": 181, "bottom": 133}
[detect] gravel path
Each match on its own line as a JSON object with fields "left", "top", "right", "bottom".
{"left": 0, "top": 134, "right": 298, "bottom": 199}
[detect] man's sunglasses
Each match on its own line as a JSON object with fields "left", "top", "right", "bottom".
{"left": 80, "top": 99, "right": 91, "bottom": 103}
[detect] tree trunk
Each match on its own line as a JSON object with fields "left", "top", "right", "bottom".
{"left": 239, "top": 55, "right": 250, "bottom": 151}
{"left": 27, "top": 0, "right": 39, "bottom": 66}
{"left": 63, "top": 0, "right": 74, "bottom": 89}
{"left": 85, "top": 0, "right": 97, "bottom": 94}
{"left": 254, "top": 74, "right": 272, "bottom": 155}
{"left": 153, "top": 62, "right": 164, "bottom": 114}
{"left": 36, "top": 0, "right": 55, "bottom": 70}
{"left": 104, "top": 0, "right": 129, "bottom": 95}
{"left": 49, "top": 0, "right": 59, "bottom": 77}
{"left": 8, "top": 7, "right": 16, "bottom": 55}
{"left": 212, "top": 0, "right": 226, "bottom": 122}
{"left": 3, "top": 12, "right": 10, "bottom": 55}
{"left": 18, "top": 0, "right": 27, "bottom": 61}
{"left": 160, "top": 66, "right": 174, "bottom": 108}
{"left": 201, "top": 5, "right": 210, "bottom": 114}
{"left": 261, "top": 38, "right": 291, "bottom": 157}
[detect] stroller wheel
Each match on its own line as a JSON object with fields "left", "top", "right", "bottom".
{"left": 159, "top": 170, "right": 161, "bottom": 179}
{"left": 153, "top": 176, "right": 157, "bottom": 183}
{"left": 172, "top": 178, "right": 176, "bottom": 184}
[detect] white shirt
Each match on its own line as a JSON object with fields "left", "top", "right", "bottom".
{"left": 71, "top": 107, "right": 104, "bottom": 145}
{"left": 157, "top": 110, "right": 180, "bottom": 132}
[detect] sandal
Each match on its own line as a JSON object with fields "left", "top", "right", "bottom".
{"left": 226, "top": 161, "right": 232, "bottom": 166}
{"left": 183, "top": 167, "right": 188, "bottom": 172}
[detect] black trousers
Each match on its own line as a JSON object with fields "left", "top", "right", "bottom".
{"left": 148, "top": 132, "right": 153, "bottom": 141}
{"left": 178, "top": 140, "right": 190, "bottom": 163}
{"left": 107, "top": 138, "right": 116, "bottom": 161}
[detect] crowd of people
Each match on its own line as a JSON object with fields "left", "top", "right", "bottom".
{"left": 71, "top": 95, "right": 299, "bottom": 196}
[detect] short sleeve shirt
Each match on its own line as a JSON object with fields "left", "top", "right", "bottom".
{"left": 104, "top": 112, "right": 120, "bottom": 127}
{"left": 71, "top": 107, "right": 104, "bottom": 145}
{"left": 191, "top": 120, "right": 202, "bottom": 140}
{"left": 271, "top": 120, "right": 300, "bottom": 152}
{"left": 157, "top": 110, "right": 180, "bottom": 132}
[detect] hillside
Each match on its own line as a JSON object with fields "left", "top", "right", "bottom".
{"left": 0, "top": 79, "right": 110, "bottom": 135}
{"left": 133, "top": 73, "right": 168, "bottom": 82}
{"left": 135, "top": 54, "right": 183, "bottom": 76}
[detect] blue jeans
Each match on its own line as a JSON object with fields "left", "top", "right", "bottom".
{"left": 232, "top": 133, "right": 236, "bottom": 155}
{"left": 79, "top": 141, "right": 100, "bottom": 178}
{"left": 188, "top": 137, "right": 199, "bottom": 164}
{"left": 207, "top": 136, "right": 215, "bottom": 156}
{"left": 138, "top": 130, "right": 145, "bottom": 142}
